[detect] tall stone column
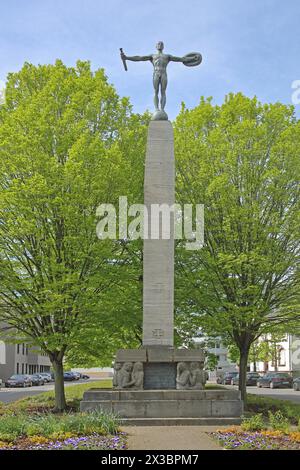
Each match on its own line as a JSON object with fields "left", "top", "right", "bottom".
{"left": 143, "top": 121, "right": 174, "bottom": 347}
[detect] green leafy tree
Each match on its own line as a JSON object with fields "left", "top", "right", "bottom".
{"left": 0, "top": 60, "right": 147, "bottom": 410}
{"left": 205, "top": 352, "right": 219, "bottom": 371}
{"left": 174, "top": 94, "right": 300, "bottom": 402}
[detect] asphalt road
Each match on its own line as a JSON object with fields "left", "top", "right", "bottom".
{"left": 227, "top": 384, "right": 300, "bottom": 404}
{"left": 0, "top": 378, "right": 103, "bottom": 404}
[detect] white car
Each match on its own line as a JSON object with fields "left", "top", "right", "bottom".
{"left": 39, "top": 373, "right": 52, "bottom": 383}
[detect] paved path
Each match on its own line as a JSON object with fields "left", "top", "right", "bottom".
{"left": 122, "top": 426, "right": 222, "bottom": 450}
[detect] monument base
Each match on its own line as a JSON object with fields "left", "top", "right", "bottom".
{"left": 113, "top": 348, "right": 206, "bottom": 390}
{"left": 80, "top": 388, "right": 243, "bottom": 425}
{"left": 80, "top": 348, "right": 243, "bottom": 424}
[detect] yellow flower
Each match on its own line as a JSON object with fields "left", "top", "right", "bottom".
{"left": 28, "top": 436, "right": 49, "bottom": 445}
{"left": 289, "top": 432, "right": 300, "bottom": 443}
{"left": 216, "top": 426, "right": 241, "bottom": 434}
{"left": 261, "top": 430, "right": 283, "bottom": 438}
{"left": 0, "top": 441, "right": 13, "bottom": 448}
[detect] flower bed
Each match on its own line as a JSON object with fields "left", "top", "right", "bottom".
{"left": 212, "top": 427, "right": 300, "bottom": 450}
{"left": 0, "top": 408, "right": 127, "bottom": 451}
{"left": 0, "top": 432, "right": 127, "bottom": 450}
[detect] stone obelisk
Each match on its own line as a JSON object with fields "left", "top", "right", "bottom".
{"left": 143, "top": 121, "right": 174, "bottom": 347}
{"left": 80, "top": 44, "right": 243, "bottom": 423}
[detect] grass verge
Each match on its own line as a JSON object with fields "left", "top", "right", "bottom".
{"left": 0, "top": 380, "right": 112, "bottom": 415}
{"left": 246, "top": 394, "right": 300, "bottom": 425}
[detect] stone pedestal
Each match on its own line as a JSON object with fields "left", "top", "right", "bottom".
{"left": 143, "top": 121, "right": 174, "bottom": 347}
{"left": 80, "top": 388, "right": 243, "bottom": 426}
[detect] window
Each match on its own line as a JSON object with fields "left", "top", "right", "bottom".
{"left": 21, "top": 363, "right": 24, "bottom": 374}
{"left": 279, "top": 348, "right": 286, "bottom": 367}
{"left": 17, "top": 344, "right": 20, "bottom": 354}
{"left": 0, "top": 341, "right": 5, "bottom": 365}
{"left": 16, "top": 363, "right": 19, "bottom": 374}
{"left": 22, "top": 344, "right": 25, "bottom": 355}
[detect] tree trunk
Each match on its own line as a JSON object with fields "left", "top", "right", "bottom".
{"left": 51, "top": 357, "right": 67, "bottom": 412}
{"left": 238, "top": 347, "right": 250, "bottom": 404}
{"left": 274, "top": 346, "right": 278, "bottom": 371}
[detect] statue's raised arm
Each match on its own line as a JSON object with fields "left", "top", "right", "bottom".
{"left": 120, "top": 49, "right": 152, "bottom": 62}
{"left": 125, "top": 54, "right": 152, "bottom": 62}
{"left": 168, "top": 55, "right": 183, "bottom": 63}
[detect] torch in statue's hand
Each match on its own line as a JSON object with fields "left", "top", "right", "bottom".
{"left": 120, "top": 48, "right": 128, "bottom": 71}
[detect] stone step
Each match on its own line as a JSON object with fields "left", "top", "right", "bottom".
{"left": 82, "top": 388, "right": 241, "bottom": 401}
{"left": 80, "top": 399, "right": 243, "bottom": 418}
{"left": 119, "top": 417, "right": 242, "bottom": 426}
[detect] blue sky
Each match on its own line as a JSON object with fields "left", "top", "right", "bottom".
{"left": 0, "top": 0, "right": 300, "bottom": 119}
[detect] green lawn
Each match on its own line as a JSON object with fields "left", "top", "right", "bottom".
{"left": 246, "top": 393, "right": 300, "bottom": 425}
{"left": 0, "top": 380, "right": 112, "bottom": 415}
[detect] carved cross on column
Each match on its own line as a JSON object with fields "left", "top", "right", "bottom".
{"left": 152, "top": 329, "right": 164, "bottom": 338}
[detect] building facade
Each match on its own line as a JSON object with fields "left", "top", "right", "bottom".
{"left": 249, "top": 334, "right": 300, "bottom": 377}
{"left": 0, "top": 340, "right": 51, "bottom": 381}
{"left": 193, "top": 334, "right": 237, "bottom": 380}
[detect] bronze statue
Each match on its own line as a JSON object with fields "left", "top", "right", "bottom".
{"left": 120, "top": 41, "right": 202, "bottom": 120}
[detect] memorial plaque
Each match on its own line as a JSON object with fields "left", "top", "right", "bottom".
{"left": 144, "top": 362, "right": 176, "bottom": 389}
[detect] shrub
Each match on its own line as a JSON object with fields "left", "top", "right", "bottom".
{"left": 241, "top": 413, "right": 266, "bottom": 432}
{"left": 268, "top": 411, "right": 290, "bottom": 433}
{"left": 0, "top": 414, "right": 26, "bottom": 440}
{"left": 0, "top": 410, "right": 119, "bottom": 443}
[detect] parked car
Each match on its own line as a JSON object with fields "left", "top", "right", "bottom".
{"left": 30, "top": 374, "right": 45, "bottom": 386}
{"left": 231, "top": 372, "right": 260, "bottom": 386}
{"left": 5, "top": 374, "right": 33, "bottom": 388}
{"left": 293, "top": 377, "right": 300, "bottom": 391}
{"left": 257, "top": 372, "right": 292, "bottom": 389}
{"left": 0, "top": 378, "right": 3, "bottom": 389}
{"left": 71, "top": 372, "right": 81, "bottom": 380}
{"left": 63, "top": 371, "right": 77, "bottom": 381}
{"left": 80, "top": 373, "right": 90, "bottom": 380}
{"left": 39, "top": 372, "right": 52, "bottom": 383}
{"left": 221, "top": 371, "right": 239, "bottom": 385}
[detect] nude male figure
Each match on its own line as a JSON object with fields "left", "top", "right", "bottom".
{"left": 120, "top": 42, "right": 202, "bottom": 120}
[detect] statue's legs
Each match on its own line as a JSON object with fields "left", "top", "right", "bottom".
{"left": 160, "top": 73, "right": 168, "bottom": 111}
{"left": 153, "top": 74, "right": 160, "bottom": 110}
